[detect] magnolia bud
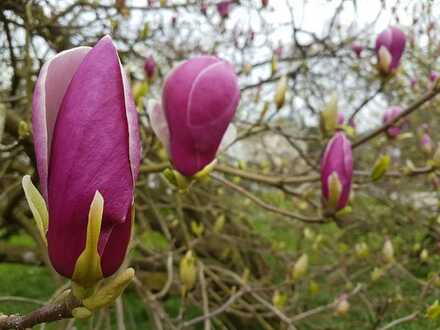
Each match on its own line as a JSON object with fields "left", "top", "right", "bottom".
{"left": 191, "top": 221, "right": 204, "bottom": 237}
{"left": 271, "top": 55, "right": 278, "bottom": 75}
{"left": 275, "top": 75, "right": 288, "bottom": 109}
{"left": 291, "top": 254, "right": 308, "bottom": 281}
{"left": 334, "top": 294, "right": 350, "bottom": 316}
{"left": 320, "top": 133, "right": 353, "bottom": 214}
{"left": 371, "top": 154, "right": 391, "bottom": 181}
{"left": 272, "top": 290, "right": 287, "bottom": 310}
{"left": 180, "top": 251, "right": 197, "bottom": 296}
{"left": 371, "top": 267, "right": 385, "bottom": 281}
{"left": 420, "top": 248, "right": 429, "bottom": 262}
{"left": 319, "top": 95, "right": 339, "bottom": 136}
{"left": 213, "top": 214, "right": 226, "bottom": 233}
{"left": 383, "top": 238, "right": 395, "bottom": 264}
{"left": 355, "top": 242, "right": 369, "bottom": 258}
{"left": 421, "top": 133, "right": 433, "bottom": 154}
{"left": 375, "top": 27, "right": 406, "bottom": 75}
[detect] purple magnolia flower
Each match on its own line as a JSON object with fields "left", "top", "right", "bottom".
{"left": 320, "top": 132, "right": 353, "bottom": 212}
{"left": 217, "top": 1, "right": 232, "bottom": 18}
{"left": 337, "top": 112, "right": 345, "bottom": 125}
{"left": 410, "top": 78, "right": 417, "bottom": 89}
{"left": 149, "top": 56, "right": 240, "bottom": 176}
{"left": 421, "top": 133, "right": 433, "bottom": 154}
{"left": 32, "top": 36, "right": 140, "bottom": 279}
{"left": 351, "top": 43, "right": 363, "bottom": 58}
{"left": 144, "top": 55, "right": 156, "bottom": 81}
{"left": 375, "top": 27, "right": 406, "bottom": 75}
{"left": 348, "top": 117, "right": 356, "bottom": 129}
{"left": 383, "top": 106, "right": 403, "bottom": 138}
{"left": 430, "top": 71, "right": 439, "bottom": 89}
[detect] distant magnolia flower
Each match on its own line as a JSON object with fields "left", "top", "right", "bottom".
{"left": 144, "top": 55, "right": 156, "bottom": 81}
{"left": 320, "top": 132, "right": 353, "bottom": 213}
{"left": 337, "top": 112, "right": 345, "bottom": 125}
{"left": 351, "top": 43, "right": 363, "bottom": 58}
{"left": 410, "top": 78, "right": 417, "bottom": 89}
{"left": 421, "top": 133, "right": 433, "bottom": 154}
{"left": 261, "top": 0, "right": 269, "bottom": 7}
{"left": 348, "top": 117, "right": 356, "bottom": 129}
{"left": 149, "top": 55, "right": 240, "bottom": 176}
{"left": 217, "top": 1, "right": 232, "bottom": 18}
{"left": 375, "top": 27, "right": 406, "bottom": 75}
{"left": 430, "top": 71, "right": 439, "bottom": 89}
{"left": 24, "top": 36, "right": 141, "bottom": 285}
{"left": 383, "top": 106, "right": 403, "bottom": 138}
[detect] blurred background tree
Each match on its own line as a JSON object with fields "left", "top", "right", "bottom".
{"left": 2, "top": 0, "right": 440, "bottom": 329}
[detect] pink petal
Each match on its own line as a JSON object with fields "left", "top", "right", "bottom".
{"left": 32, "top": 46, "right": 91, "bottom": 200}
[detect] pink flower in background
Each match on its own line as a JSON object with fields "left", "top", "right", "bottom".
{"left": 351, "top": 43, "right": 363, "bottom": 58}
{"left": 337, "top": 112, "right": 345, "bottom": 125}
{"left": 320, "top": 132, "right": 353, "bottom": 212}
{"left": 217, "top": 1, "right": 233, "bottom": 18}
{"left": 30, "top": 36, "right": 140, "bottom": 280}
{"left": 375, "top": 27, "right": 406, "bottom": 75}
{"left": 144, "top": 55, "right": 156, "bottom": 80}
{"left": 383, "top": 106, "right": 403, "bottom": 138}
{"left": 149, "top": 56, "right": 240, "bottom": 176}
{"left": 421, "top": 133, "right": 433, "bottom": 154}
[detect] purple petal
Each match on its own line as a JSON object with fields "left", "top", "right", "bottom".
{"left": 320, "top": 132, "right": 353, "bottom": 210}
{"left": 120, "top": 63, "right": 141, "bottom": 182}
{"left": 162, "top": 56, "right": 240, "bottom": 176}
{"left": 100, "top": 205, "right": 132, "bottom": 277}
{"left": 47, "top": 36, "right": 134, "bottom": 277}
{"left": 147, "top": 100, "right": 170, "bottom": 150}
{"left": 375, "top": 27, "right": 406, "bottom": 72}
{"left": 32, "top": 46, "right": 91, "bottom": 200}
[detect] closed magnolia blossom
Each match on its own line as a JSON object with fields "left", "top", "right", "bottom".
{"left": 144, "top": 55, "right": 156, "bottom": 81}
{"left": 148, "top": 56, "right": 240, "bottom": 177}
{"left": 23, "top": 36, "right": 140, "bottom": 286}
{"left": 217, "top": 1, "right": 232, "bottom": 18}
{"left": 320, "top": 132, "right": 353, "bottom": 213}
{"left": 383, "top": 106, "right": 403, "bottom": 138}
{"left": 375, "top": 27, "right": 406, "bottom": 75}
{"left": 337, "top": 112, "right": 345, "bottom": 126}
{"left": 421, "top": 133, "right": 433, "bottom": 154}
{"left": 351, "top": 43, "right": 363, "bottom": 58}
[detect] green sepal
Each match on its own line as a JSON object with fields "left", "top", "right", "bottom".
{"left": 193, "top": 159, "right": 217, "bottom": 179}
{"left": 326, "top": 172, "right": 342, "bottom": 213}
{"left": 319, "top": 95, "right": 338, "bottom": 136}
{"left": 21, "top": 175, "right": 48, "bottom": 246}
{"left": 72, "top": 191, "right": 104, "bottom": 288}
{"left": 371, "top": 154, "right": 391, "bottom": 181}
{"left": 335, "top": 205, "right": 352, "bottom": 217}
{"left": 163, "top": 159, "right": 217, "bottom": 191}
{"left": 83, "top": 268, "right": 135, "bottom": 310}
{"left": 274, "top": 75, "right": 287, "bottom": 110}
{"left": 72, "top": 307, "right": 92, "bottom": 319}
